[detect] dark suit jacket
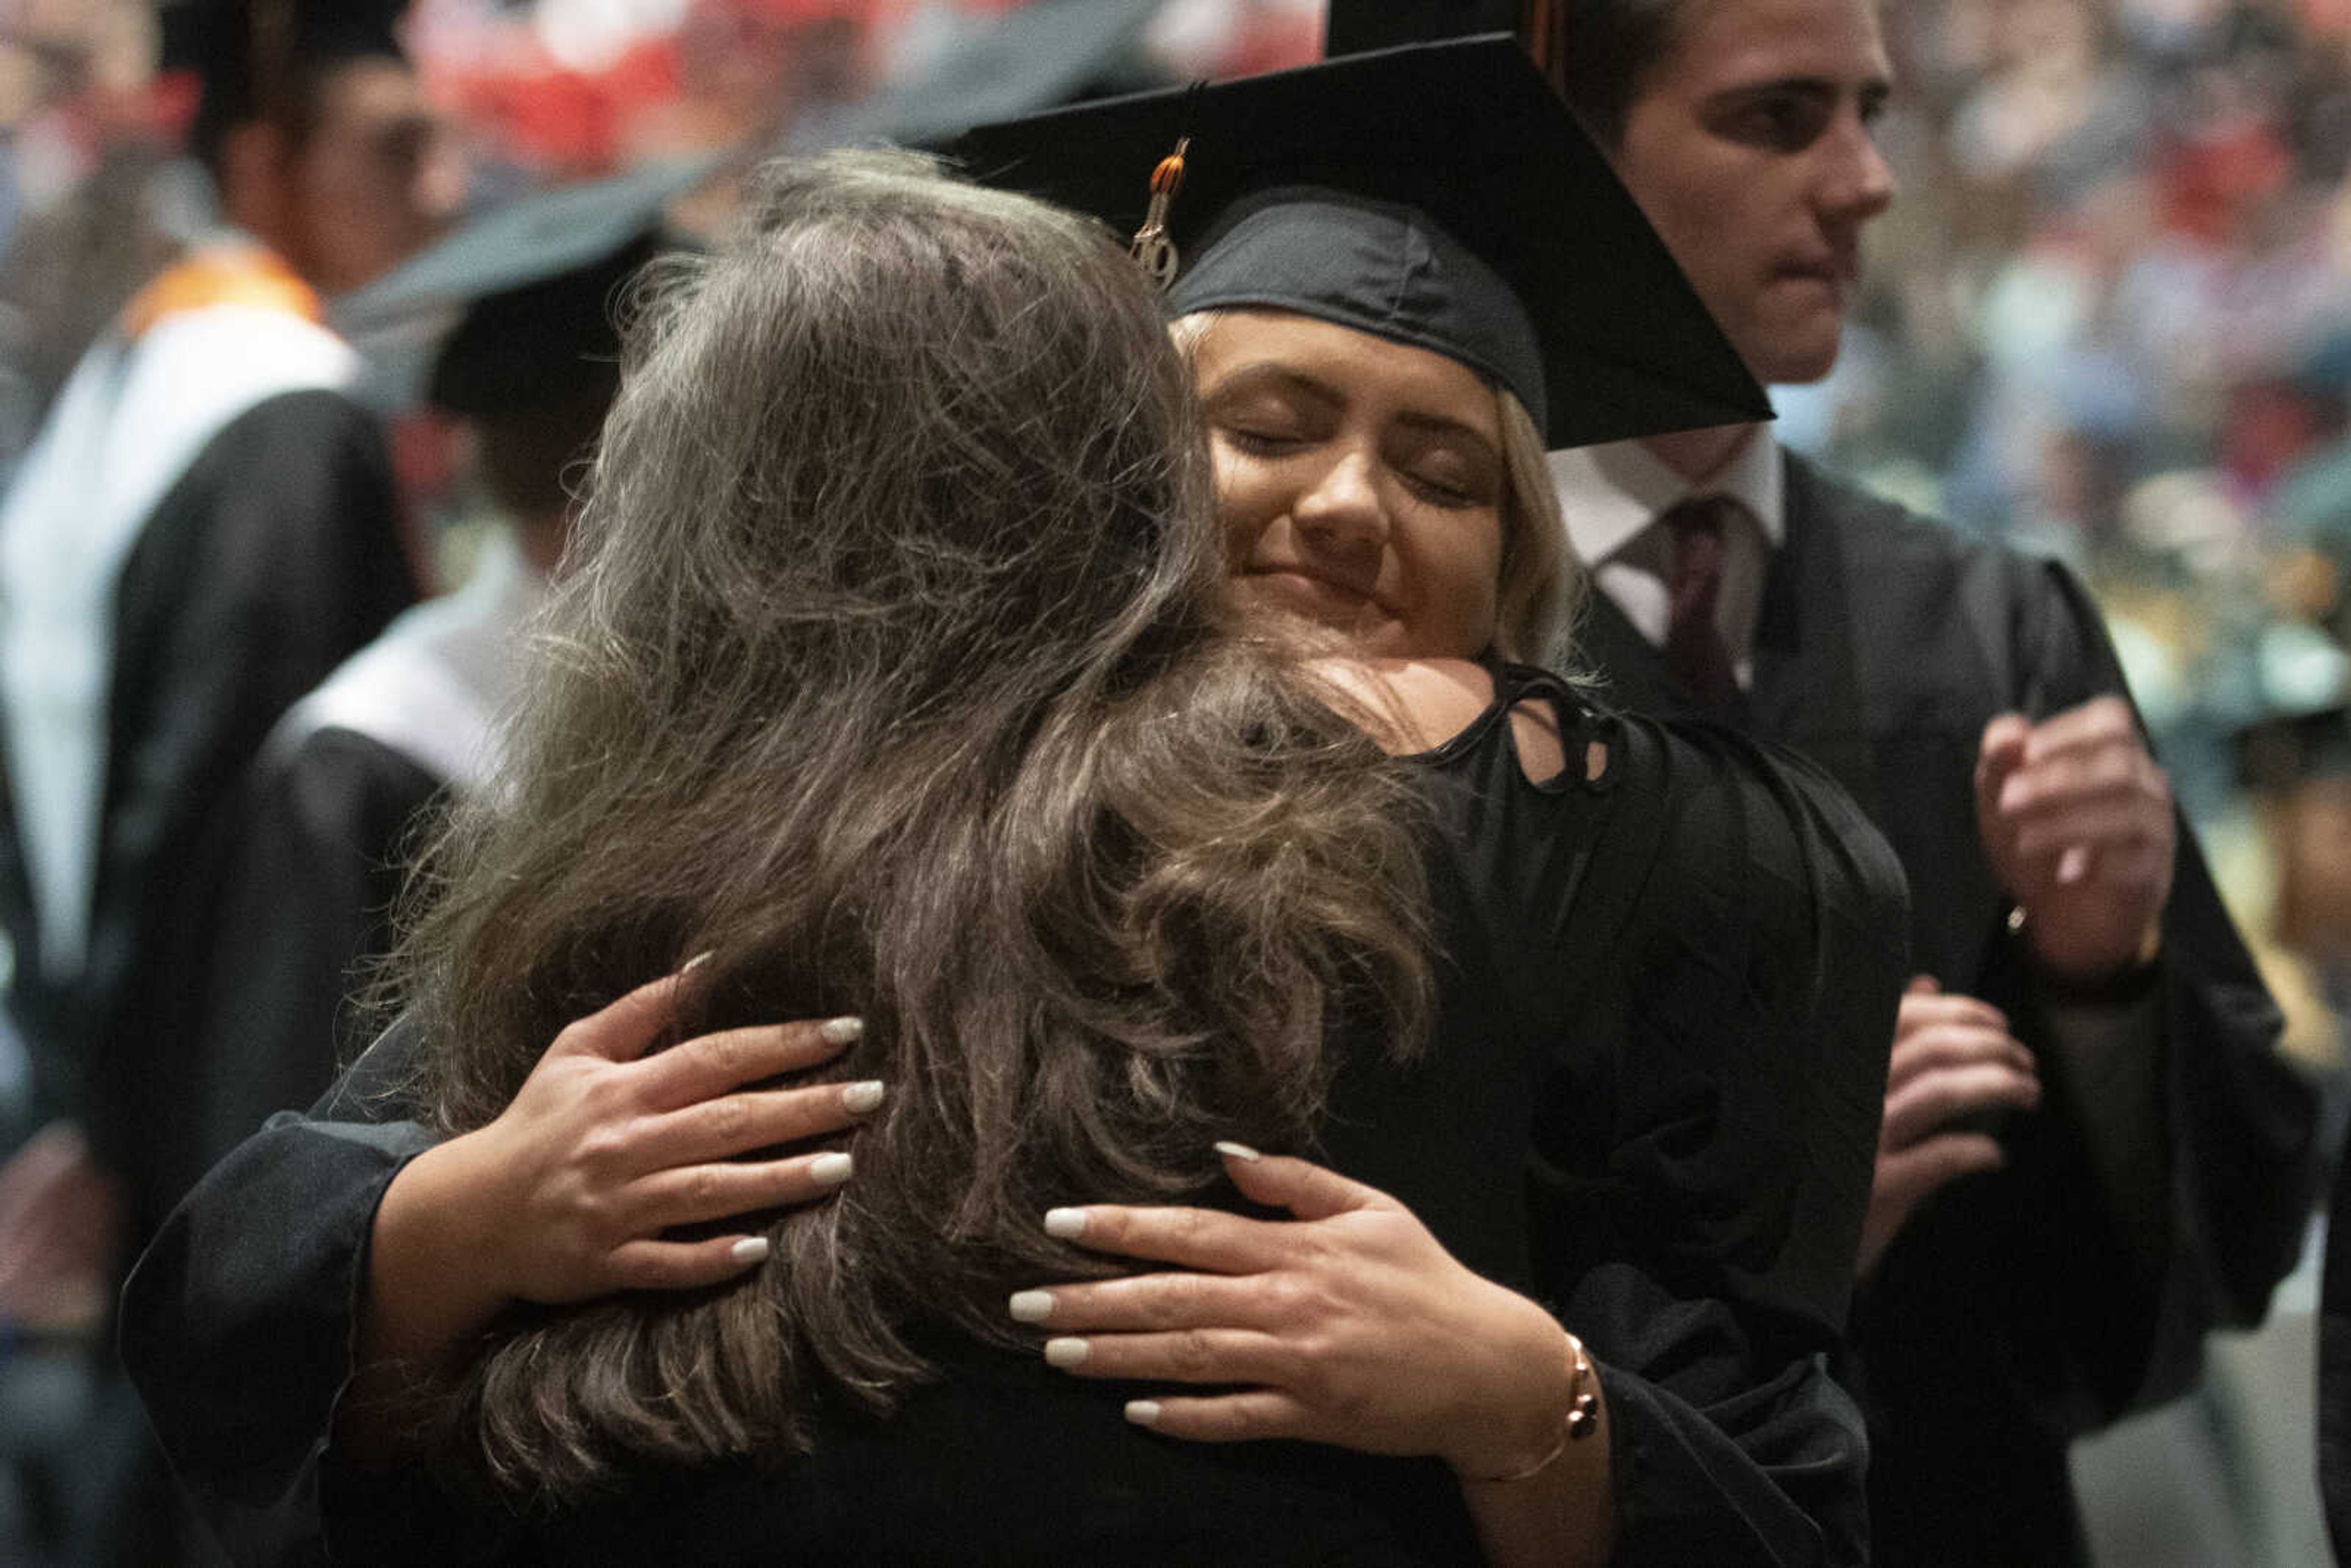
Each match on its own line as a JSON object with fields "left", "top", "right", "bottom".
{"left": 1568, "top": 447, "right": 2319, "bottom": 1566}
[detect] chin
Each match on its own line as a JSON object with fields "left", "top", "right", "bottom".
{"left": 1750, "top": 328, "right": 1844, "bottom": 388}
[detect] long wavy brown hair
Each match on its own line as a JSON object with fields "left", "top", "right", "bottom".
{"left": 391, "top": 151, "right": 1432, "bottom": 1504}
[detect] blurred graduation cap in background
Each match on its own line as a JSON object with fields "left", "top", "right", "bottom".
{"left": 953, "top": 34, "right": 1767, "bottom": 449}
{"left": 333, "top": 154, "right": 711, "bottom": 416}
{"left": 790, "top": 0, "right": 1168, "bottom": 154}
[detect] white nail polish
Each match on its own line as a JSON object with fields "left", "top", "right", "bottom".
{"left": 1125, "top": 1399, "right": 1162, "bottom": 1428}
{"left": 841, "top": 1080, "right": 886, "bottom": 1114}
{"left": 820, "top": 1016, "right": 865, "bottom": 1045}
{"left": 1044, "top": 1337, "right": 1089, "bottom": 1368}
{"left": 731, "top": 1236, "right": 771, "bottom": 1266}
{"left": 1008, "top": 1290, "right": 1054, "bottom": 1323}
{"left": 681, "top": 950, "right": 716, "bottom": 973}
{"left": 1043, "top": 1207, "right": 1087, "bottom": 1240}
{"left": 811, "top": 1152, "right": 853, "bottom": 1186}
{"left": 1214, "top": 1140, "right": 1262, "bottom": 1163}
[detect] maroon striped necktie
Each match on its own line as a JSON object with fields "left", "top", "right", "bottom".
{"left": 1660, "top": 495, "right": 1743, "bottom": 719}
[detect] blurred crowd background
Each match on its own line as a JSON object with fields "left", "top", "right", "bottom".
{"left": 0, "top": 0, "right": 2345, "bottom": 1562}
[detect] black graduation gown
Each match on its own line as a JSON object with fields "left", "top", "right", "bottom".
{"left": 1571, "top": 449, "right": 2320, "bottom": 1566}
{"left": 186, "top": 532, "right": 542, "bottom": 1199}
{"left": 0, "top": 387, "right": 416, "bottom": 1238}
{"left": 122, "top": 668, "right": 1908, "bottom": 1566}
{"left": 186, "top": 726, "right": 443, "bottom": 1196}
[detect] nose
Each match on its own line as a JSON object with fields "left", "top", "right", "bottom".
{"left": 1821, "top": 113, "right": 1896, "bottom": 228}
{"left": 1292, "top": 449, "right": 1389, "bottom": 553}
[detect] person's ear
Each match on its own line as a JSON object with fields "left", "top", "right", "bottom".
{"left": 217, "top": 119, "right": 294, "bottom": 243}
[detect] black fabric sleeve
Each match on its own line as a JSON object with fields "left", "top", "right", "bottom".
{"left": 1995, "top": 558, "right": 2318, "bottom": 1427}
{"left": 181, "top": 728, "right": 444, "bottom": 1206}
{"left": 118, "top": 1018, "right": 459, "bottom": 1567}
{"left": 1577, "top": 1267, "right": 1867, "bottom": 1568}
{"left": 1521, "top": 713, "right": 1909, "bottom": 1566}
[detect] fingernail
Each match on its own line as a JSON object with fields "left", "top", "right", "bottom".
{"left": 1125, "top": 1399, "right": 1162, "bottom": 1428}
{"left": 1214, "top": 1140, "right": 1262, "bottom": 1163}
{"left": 811, "top": 1153, "right": 853, "bottom": 1186}
{"left": 1008, "top": 1289, "right": 1054, "bottom": 1323}
{"left": 730, "top": 1236, "right": 771, "bottom": 1267}
{"left": 681, "top": 950, "right": 716, "bottom": 973}
{"left": 1043, "top": 1207, "right": 1087, "bottom": 1239}
{"left": 1043, "top": 1337, "right": 1089, "bottom": 1368}
{"left": 841, "top": 1080, "right": 886, "bottom": 1114}
{"left": 820, "top": 1016, "right": 864, "bottom": 1045}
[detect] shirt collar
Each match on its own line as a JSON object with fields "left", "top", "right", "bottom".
{"left": 1548, "top": 427, "right": 1786, "bottom": 565}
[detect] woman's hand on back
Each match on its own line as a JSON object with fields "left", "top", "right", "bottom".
{"left": 435, "top": 972, "right": 879, "bottom": 1306}
{"left": 358, "top": 971, "right": 883, "bottom": 1393}
{"left": 1008, "top": 1144, "right": 1580, "bottom": 1483}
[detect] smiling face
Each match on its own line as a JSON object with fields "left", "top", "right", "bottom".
{"left": 1610, "top": 0, "right": 1896, "bottom": 386}
{"left": 1191, "top": 310, "right": 1507, "bottom": 660}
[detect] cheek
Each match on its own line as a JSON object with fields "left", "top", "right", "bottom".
{"left": 1211, "top": 449, "right": 1284, "bottom": 560}
{"left": 1467, "top": 517, "right": 1506, "bottom": 625}
{"left": 1418, "top": 511, "right": 1504, "bottom": 636}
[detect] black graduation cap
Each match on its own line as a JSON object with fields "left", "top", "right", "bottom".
{"left": 334, "top": 157, "right": 713, "bottom": 417}
{"left": 950, "top": 36, "right": 1768, "bottom": 449}
{"left": 167, "top": 0, "right": 410, "bottom": 153}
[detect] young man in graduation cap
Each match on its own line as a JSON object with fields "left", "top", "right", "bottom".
{"left": 0, "top": 4, "right": 450, "bottom": 1561}
{"left": 1327, "top": 5, "right": 2321, "bottom": 1564}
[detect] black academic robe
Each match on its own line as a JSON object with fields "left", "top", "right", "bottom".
{"left": 124, "top": 670, "right": 1908, "bottom": 1567}
{"left": 0, "top": 388, "right": 416, "bottom": 1240}
{"left": 1570, "top": 449, "right": 2320, "bottom": 1565}
{"left": 187, "top": 533, "right": 541, "bottom": 1196}
{"left": 187, "top": 727, "right": 442, "bottom": 1192}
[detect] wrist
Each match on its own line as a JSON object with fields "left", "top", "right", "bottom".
{"left": 367, "top": 1133, "right": 518, "bottom": 1365}
{"left": 2010, "top": 904, "right": 2163, "bottom": 998}
{"left": 1452, "top": 1321, "right": 1601, "bottom": 1485}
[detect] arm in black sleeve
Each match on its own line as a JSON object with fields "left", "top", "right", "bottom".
{"left": 117, "top": 1015, "right": 497, "bottom": 1566}
{"left": 1992, "top": 560, "right": 2319, "bottom": 1425}
{"left": 1528, "top": 715, "right": 1908, "bottom": 1566}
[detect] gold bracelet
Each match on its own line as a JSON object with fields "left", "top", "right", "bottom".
{"left": 1469, "top": 1331, "right": 1600, "bottom": 1485}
